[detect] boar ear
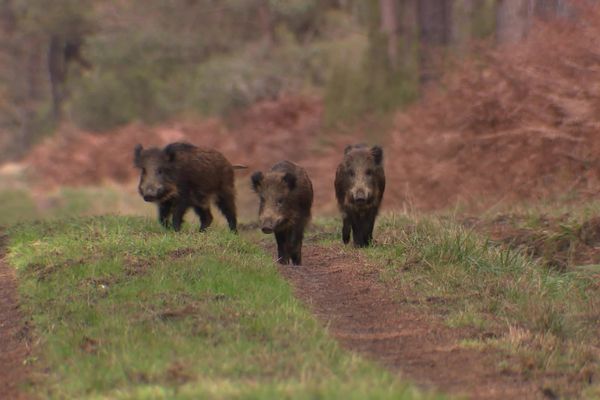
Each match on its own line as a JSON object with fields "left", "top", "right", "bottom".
{"left": 371, "top": 146, "right": 383, "bottom": 165}
{"left": 251, "top": 171, "right": 264, "bottom": 192}
{"left": 164, "top": 145, "right": 177, "bottom": 163}
{"left": 282, "top": 172, "right": 297, "bottom": 190}
{"left": 344, "top": 145, "right": 354, "bottom": 155}
{"left": 134, "top": 144, "right": 143, "bottom": 167}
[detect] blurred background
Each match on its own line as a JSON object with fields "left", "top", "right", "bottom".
{"left": 1, "top": 0, "right": 599, "bottom": 226}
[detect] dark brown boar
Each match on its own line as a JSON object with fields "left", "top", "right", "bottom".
{"left": 334, "top": 144, "right": 385, "bottom": 247}
{"left": 134, "top": 142, "right": 239, "bottom": 232}
{"left": 251, "top": 161, "right": 313, "bottom": 266}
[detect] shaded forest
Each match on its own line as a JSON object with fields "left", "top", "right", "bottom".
{"left": 0, "top": 0, "right": 578, "bottom": 160}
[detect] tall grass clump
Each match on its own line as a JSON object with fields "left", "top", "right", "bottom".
{"left": 363, "top": 214, "right": 599, "bottom": 395}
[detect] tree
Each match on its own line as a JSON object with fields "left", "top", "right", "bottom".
{"left": 496, "top": 0, "right": 574, "bottom": 44}
{"left": 397, "top": 0, "right": 419, "bottom": 73}
{"left": 48, "top": 30, "right": 92, "bottom": 121}
{"left": 532, "top": 0, "right": 572, "bottom": 18}
{"left": 496, "top": 0, "right": 530, "bottom": 44}
{"left": 379, "top": 0, "right": 399, "bottom": 68}
{"left": 418, "top": 0, "right": 453, "bottom": 84}
{"left": 0, "top": 0, "right": 93, "bottom": 158}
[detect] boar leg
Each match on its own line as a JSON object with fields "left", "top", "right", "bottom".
{"left": 351, "top": 214, "right": 369, "bottom": 248}
{"left": 289, "top": 227, "right": 305, "bottom": 266}
{"left": 365, "top": 212, "right": 377, "bottom": 246}
{"left": 342, "top": 216, "right": 351, "bottom": 245}
{"left": 216, "top": 191, "right": 238, "bottom": 233}
{"left": 275, "top": 231, "right": 289, "bottom": 264}
{"left": 193, "top": 206, "right": 213, "bottom": 231}
{"left": 172, "top": 201, "right": 190, "bottom": 232}
{"left": 158, "top": 200, "right": 174, "bottom": 229}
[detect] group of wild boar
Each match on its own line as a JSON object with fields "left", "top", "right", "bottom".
{"left": 134, "top": 142, "right": 385, "bottom": 266}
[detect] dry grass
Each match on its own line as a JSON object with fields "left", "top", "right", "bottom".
{"left": 360, "top": 212, "right": 600, "bottom": 398}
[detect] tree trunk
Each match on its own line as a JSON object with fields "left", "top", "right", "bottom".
{"left": 451, "top": 0, "right": 474, "bottom": 54}
{"left": 16, "top": 35, "right": 44, "bottom": 156}
{"left": 0, "top": 0, "right": 15, "bottom": 35}
{"left": 379, "top": 0, "right": 399, "bottom": 69}
{"left": 48, "top": 35, "right": 66, "bottom": 121}
{"left": 532, "top": 0, "right": 572, "bottom": 18}
{"left": 496, "top": 0, "right": 531, "bottom": 44}
{"left": 258, "top": 0, "right": 276, "bottom": 45}
{"left": 398, "top": 0, "right": 418, "bottom": 72}
{"left": 418, "top": 0, "right": 453, "bottom": 85}
{"left": 496, "top": 0, "right": 575, "bottom": 45}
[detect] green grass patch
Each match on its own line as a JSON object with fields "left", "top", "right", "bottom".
{"left": 0, "top": 185, "right": 153, "bottom": 229}
{"left": 7, "top": 216, "right": 440, "bottom": 399}
{"left": 445, "top": 307, "right": 489, "bottom": 331}
{"left": 0, "top": 189, "right": 39, "bottom": 226}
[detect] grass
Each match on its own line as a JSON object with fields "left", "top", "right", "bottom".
{"left": 472, "top": 205, "right": 600, "bottom": 271}
{"left": 6, "top": 216, "right": 440, "bottom": 399}
{"left": 7, "top": 195, "right": 600, "bottom": 398}
{"left": 359, "top": 213, "right": 600, "bottom": 398}
{"left": 0, "top": 185, "right": 153, "bottom": 229}
{"left": 0, "top": 189, "right": 40, "bottom": 226}
{"left": 0, "top": 181, "right": 258, "bottom": 230}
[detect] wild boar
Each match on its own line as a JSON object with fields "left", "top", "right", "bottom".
{"left": 251, "top": 161, "right": 313, "bottom": 265}
{"left": 334, "top": 144, "right": 385, "bottom": 247}
{"left": 134, "top": 142, "right": 240, "bottom": 232}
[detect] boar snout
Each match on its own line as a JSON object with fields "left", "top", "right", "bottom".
{"left": 351, "top": 188, "right": 372, "bottom": 205}
{"left": 140, "top": 185, "right": 166, "bottom": 202}
{"left": 353, "top": 189, "right": 367, "bottom": 203}
{"left": 260, "top": 217, "right": 279, "bottom": 234}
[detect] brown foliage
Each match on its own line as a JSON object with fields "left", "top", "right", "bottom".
{"left": 387, "top": 5, "right": 600, "bottom": 210}
{"left": 26, "top": 96, "right": 323, "bottom": 187}
{"left": 26, "top": 5, "right": 600, "bottom": 214}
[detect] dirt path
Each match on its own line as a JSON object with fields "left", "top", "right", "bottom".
{"left": 0, "top": 233, "right": 31, "bottom": 400}
{"left": 279, "top": 244, "right": 546, "bottom": 400}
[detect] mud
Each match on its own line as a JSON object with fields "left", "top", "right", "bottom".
{"left": 280, "top": 245, "right": 550, "bottom": 400}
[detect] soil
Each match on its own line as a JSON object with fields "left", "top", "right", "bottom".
{"left": 279, "top": 244, "right": 555, "bottom": 400}
{"left": 0, "top": 233, "right": 31, "bottom": 400}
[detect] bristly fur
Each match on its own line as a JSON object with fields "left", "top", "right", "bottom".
{"left": 134, "top": 142, "right": 239, "bottom": 233}
{"left": 251, "top": 171, "right": 264, "bottom": 192}
{"left": 134, "top": 144, "right": 143, "bottom": 167}
{"left": 334, "top": 144, "right": 385, "bottom": 247}
{"left": 251, "top": 161, "right": 313, "bottom": 265}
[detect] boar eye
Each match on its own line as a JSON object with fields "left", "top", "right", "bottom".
{"left": 157, "top": 168, "right": 163, "bottom": 175}
{"left": 365, "top": 169, "right": 373, "bottom": 176}
{"left": 277, "top": 198, "right": 284, "bottom": 206}
{"left": 348, "top": 169, "right": 355, "bottom": 177}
